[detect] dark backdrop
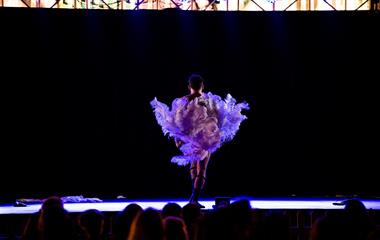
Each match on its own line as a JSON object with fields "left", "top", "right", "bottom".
{"left": 1, "top": 8, "right": 379, "bottom": 201}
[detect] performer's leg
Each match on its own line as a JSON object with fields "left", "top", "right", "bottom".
{"left": 190, "top": 161, "right": 197, "bottom": 188}
{"left": 208, "top": 0, "right": 217, "bottom": 10}
{"left": 192, "top": 0, "right": 200, "bottom": 10}
{"left": 195, "top": 153, "right": 209, "bottom": 191}
{"left": 189, "top": 160, "right": 198, "bottom": 204}
{"left": 189, "top": 152, "right": 210, "bottom": 208}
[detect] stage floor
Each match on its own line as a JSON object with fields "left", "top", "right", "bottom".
{"left": 1, "top": 198, "right": 380, "bottom": 214}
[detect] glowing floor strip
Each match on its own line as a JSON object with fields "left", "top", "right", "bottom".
{"left": 1, "top": 198, "right": 380, "bottom": 214}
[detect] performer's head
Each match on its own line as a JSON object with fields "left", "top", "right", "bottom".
{"left": 188, "top": 74, "right": 204, "bottom": 93}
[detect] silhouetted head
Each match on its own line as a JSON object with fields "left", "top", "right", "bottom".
{"left": 182, "top": 203, "right": 202, "bottom": 226}
{"left": 78, "top": 209, "right": 105, "bottom": 239}
{"left": 188, "top": 74, "right": 204, "bottom": 92}
{"left": 38, "top": 197, "right": 73, "bottom": 240}
{"left": 128, "top": 208, "right": 164, "bottom": 240}
{"left": 41, "top": 196, "right": 64, "bottom": 211}
{"left": 181, "top": 203, "right": 202, "bottom": 240}
{"left": 162, "top": 203, "right": 182, "bottom": 218}
{"left": 113, "top": 203, "right": 143, "bottom": 240}
{"left": 343, "top": 199, "right": 373, "bottom": 239}
{"left": 343, "top": 199, "right": 367, "bottom": 214}
{"left": 164, "top": 216, "right": 189, "bottom": 240}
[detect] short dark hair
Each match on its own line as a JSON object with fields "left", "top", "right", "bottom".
{"left": 162, "top": 202, "right": 182, "bottom": 218}
{"left": 188, "top": 74, "right": 204, "bottom": 91}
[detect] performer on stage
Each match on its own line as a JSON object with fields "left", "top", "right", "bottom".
{"left": 150, "top": 74, "right": 249, "bottom": 208}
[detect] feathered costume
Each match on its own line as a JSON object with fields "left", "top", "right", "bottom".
{"left": 151, "top": 92, "right": 249, "bottom": 166}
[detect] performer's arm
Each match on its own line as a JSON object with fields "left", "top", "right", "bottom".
{"left": 175, "top": 138, "right": 183, "bottom": 148}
